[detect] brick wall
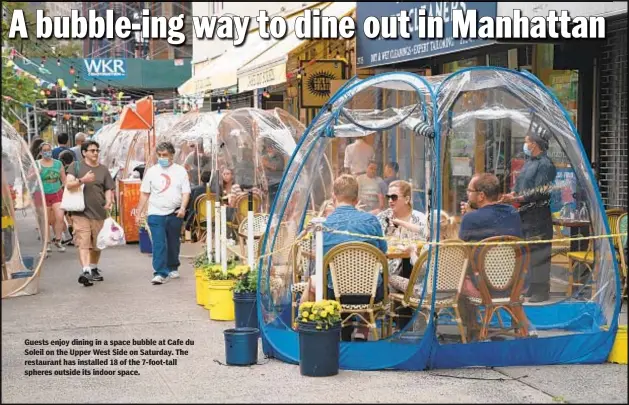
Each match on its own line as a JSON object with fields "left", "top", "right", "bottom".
{"left": 598, "top": 17, "right": 628, "bottom": 209}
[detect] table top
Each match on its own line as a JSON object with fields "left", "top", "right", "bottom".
{"left": 552, "top": 218, "right": 590, "bottom": 227}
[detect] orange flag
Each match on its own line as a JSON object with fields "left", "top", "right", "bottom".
{"left": 119, "top": 96, "right": 154, "bottom": 130}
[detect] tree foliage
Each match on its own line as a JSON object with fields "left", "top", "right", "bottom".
{"left": 3, "top": 2, "right": 82, "bottom": 57}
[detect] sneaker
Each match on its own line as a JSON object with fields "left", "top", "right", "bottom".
{"left": 78, "top": 271, "right": 94, "bottom": 287}
{"left": 47, "top": 244, "right": 52, "bottom": 252}
{"left": 168, "top": 271, "right": 180, "bottom": 279}
{"left": 91, "top": 268, "right": 103, "bottom": 281}
{"left": 151, "top": 275, "right": 168, "bottom": 285}
{"left": 54, "top": 240, "right": 66, "bottom": 252}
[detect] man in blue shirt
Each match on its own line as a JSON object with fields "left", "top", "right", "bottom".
{"left": 301, "top": 175, "right": 387, "bottom": 340}
{"left": 52, "top": 132, "right": 74, "bottom": 160}
{"left": 460, "top": 173, "right": 523, "bottom": 242}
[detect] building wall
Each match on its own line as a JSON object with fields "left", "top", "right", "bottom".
{"left": 598, "top": 17, "right": 628, "bottom": 209}
{"left": 192, "top": 2, "right": 316, "bottom": 66}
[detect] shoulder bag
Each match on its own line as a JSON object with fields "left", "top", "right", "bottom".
{"left": 60, "top": 162, "right": 85, "bottom": 212}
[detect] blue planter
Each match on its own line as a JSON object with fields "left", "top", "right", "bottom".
{"left": 139, "top": 228, "right": 152, "bottom": 254}
{"left": 223, "top": 327, "right": 259, "bottom": 366}
{"left": 233, "top": 292, "right": 258, "bottom": 329}
{"left": 298, "top": 322, "right": 341, "bottom": 377}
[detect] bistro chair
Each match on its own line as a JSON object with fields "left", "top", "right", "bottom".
{"left": 566, "top": 208, "right": 626, "bottom": 297}
{"left": 193, "top": 193, "right": 216, "bottom": 242}
{"left": 290, "top": 230, "right": 314, "bottom": 326}
{"left": 229, "top": 192, "right": 263, "bottom": 232}
{"left": 388, "top": 241, "right": 470, "bottom": 343}
{"left": 237, "top": 213, "right": 269, "bottom": 261}
{"left": 323, "top": 242, "right": 389, "bottom": 340}
{"left": 468, "top": 236, "right": 531, "bottom": 341}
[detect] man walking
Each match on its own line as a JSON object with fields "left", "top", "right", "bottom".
{"left": 136, "top": 142, "right": 191, "bottom": 285}
{"left": 65, "top": 140, "right": 115, "bottom": 287}
{"left": 70, "top": 132, "right": 86, "bottom": 161}
{"left": 52, "top": 132, "right": 73, "bottom": 160}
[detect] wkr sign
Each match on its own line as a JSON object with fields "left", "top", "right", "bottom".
{"left": 83, "top": 58, "right": 127, "bottom": 78}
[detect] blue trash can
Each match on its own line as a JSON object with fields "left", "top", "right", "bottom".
{"left": 223, "top": 327, "right": 259, "bottom": 366}
{"left": 233, "top": 292, "right": 258, "bottom": 329}
{"left": 298, "top": 322, "right": 341, "bottom": 377}
{"left": 22, "top": 256, "right": 35, "bottom": 270}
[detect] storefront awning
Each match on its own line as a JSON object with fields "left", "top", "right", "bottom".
{"left": 179, "top": 3, "right": 341, "bottom": 96}
{"left": 236, "top": 2, "right": 356, "bottom": 93}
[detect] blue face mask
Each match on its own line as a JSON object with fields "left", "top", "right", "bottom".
{"left": 42, "top": 151, "right": 53, "bottom": 159}
{"left": 158, "top": 158, "right": 170, "bottom": 168}
{"left": 523, "top": 143, "right": 532, "bottom": 156}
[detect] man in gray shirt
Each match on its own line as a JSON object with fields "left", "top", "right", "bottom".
{"left": 70, "top": 132, "right": 86, "bottom": 162}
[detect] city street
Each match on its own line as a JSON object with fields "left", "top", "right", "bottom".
{"left": 2, "top": 237, "right": 627, "bottom": 403}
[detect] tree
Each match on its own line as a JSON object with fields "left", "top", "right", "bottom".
{"left": 3, "top": 2, "right": 82, "bottom": 58}
{"left": 1, "top": 49, "right": 37, "bottom": 122}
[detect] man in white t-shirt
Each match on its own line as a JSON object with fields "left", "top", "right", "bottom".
{"left": 357, "top": 161, "right": 386, "bottom": 214}
{"left": 343, "top": 138, "right": 375, "bottom": 176}
{"left": 136, "top": 142, "right": 191, "bottom": 285}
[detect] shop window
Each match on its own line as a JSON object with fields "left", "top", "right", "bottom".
{"left": 442, "top": 57, "right": 479, "bottom": 74}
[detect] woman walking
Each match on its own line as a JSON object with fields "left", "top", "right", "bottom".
{"left": 37, "top": 142, "right": 67, "bottom": 252}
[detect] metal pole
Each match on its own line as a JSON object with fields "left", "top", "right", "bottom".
{"left": 311, "top": 217, "right": 325, "bottom": 302}
{"left": 221, "top": 205, "right": 227, "bottom": 274}
{"left": 25, "top": 107, "right": 32, "bottom": 145}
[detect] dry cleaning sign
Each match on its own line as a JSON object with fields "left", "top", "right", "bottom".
{"left": 300, "top": 60, "right": 345, "bottom": 108}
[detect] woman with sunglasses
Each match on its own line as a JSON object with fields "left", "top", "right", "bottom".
{"left": 376, "top": 180, "right": 427, "bottom": 280}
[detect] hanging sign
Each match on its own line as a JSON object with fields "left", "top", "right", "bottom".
{"left": 83, "top": 59, "right": 127, "bottom": 78}
{"left": 300, "top": 59, "right": 346, "bottom": 108}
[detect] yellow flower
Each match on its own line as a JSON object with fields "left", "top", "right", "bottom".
{"left": 309, "top": 314, "right": 315, "bottom": 321}
{"left": 316, "top": 325, "right": 322, "bottom": 330}
{"left": 325, "top": 305, "right": 334, "bottom": 313}
{"left": 302, "top": 311, "right": 309, "bottom": 318}
{"left": 320, "top": 311, "right": 328, "bottom": 318}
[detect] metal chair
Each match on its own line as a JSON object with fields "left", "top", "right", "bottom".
{"left": 323, "top": 242, "right": 389, "bottom": 340}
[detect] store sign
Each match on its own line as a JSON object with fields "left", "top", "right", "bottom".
{"left": 239, "top": 64, "right": 287, "bottom": 93}
{"left": 83, "top": 58, "right": 127, "bottom": 78}
{"left": 300, "top": 60, "right": 346, "bottom": 108}
{"left": 356, "top": 2, "right": 497, "bottom": 69}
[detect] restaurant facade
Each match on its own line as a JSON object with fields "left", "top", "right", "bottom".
{"left": 353, "top": 1, "right": 627, "bottom": 210}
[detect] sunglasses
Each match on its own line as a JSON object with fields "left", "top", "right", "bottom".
{"left": 386, "top": 194, "right": 399, "bottom": 201}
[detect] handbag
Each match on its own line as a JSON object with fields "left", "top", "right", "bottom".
{"left": 60, "top": 162, "right": 85, "bottom": 212}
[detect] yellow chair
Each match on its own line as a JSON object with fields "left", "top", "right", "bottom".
{"left": 567, "top": 209, "right": 626, "bottom": 297}
{"left": 193, "top": 193, "right": 216, "bottom": 242}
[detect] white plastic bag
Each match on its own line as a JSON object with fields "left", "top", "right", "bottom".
{"left": 60, "top": 184, "right": 85, "bottom": 212}
{"left": 96, "top": 217, "right": 126, "bottom": 250}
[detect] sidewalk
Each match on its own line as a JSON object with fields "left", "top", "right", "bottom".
{"left": 2, "top": 240, "right": 627, "bottom": 403}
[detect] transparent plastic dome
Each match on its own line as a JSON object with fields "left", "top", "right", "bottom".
{"left": 97, "top": 113, "right": 181, "bottom": 179}
{"left": 257, "top": 68, "right": 622, "bottom": 370}
{"left": 2, "top": 118, "right": 48, "bottom": 298}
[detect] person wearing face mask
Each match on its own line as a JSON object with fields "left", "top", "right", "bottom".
{"left": 35, "top": 142, "right": 68, "bottom": 252}
{"left": 500, "top": 131, "right": 557, "bottom": 303}
{"left": 136, "top": 142, "right": 191, "bottom": 285}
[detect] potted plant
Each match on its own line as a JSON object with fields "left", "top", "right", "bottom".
{"left": 233, "top": 267, "right": 259, "bottom": 329}
{"left": 295, "top": 300, "right": 342, "bottom": 377}
{"left": 205, "top": 259, "right": 250, "bottom": 321}
{"left": 193, "top": 250, "right": 211, "bottom": 306}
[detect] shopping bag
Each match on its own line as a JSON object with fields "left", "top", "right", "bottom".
{"left": 60, "top": 162, "right": 85, "bottom": 212}
{"left": 60, "top": 184, "right": 85, "bottom": 212}
{"left": 96, "top": 217, "right": 126, "bottom": 250}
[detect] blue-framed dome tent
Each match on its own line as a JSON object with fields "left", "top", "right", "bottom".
{"left": 2, "top": 117, "right": 49, "bottom": 298}
{"left": 256, "top": 67, "right": 623, "bottom": 370}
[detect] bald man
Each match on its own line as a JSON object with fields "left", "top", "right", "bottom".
{"left": 70, "top": 132, "right": 86, "bottom": 161}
